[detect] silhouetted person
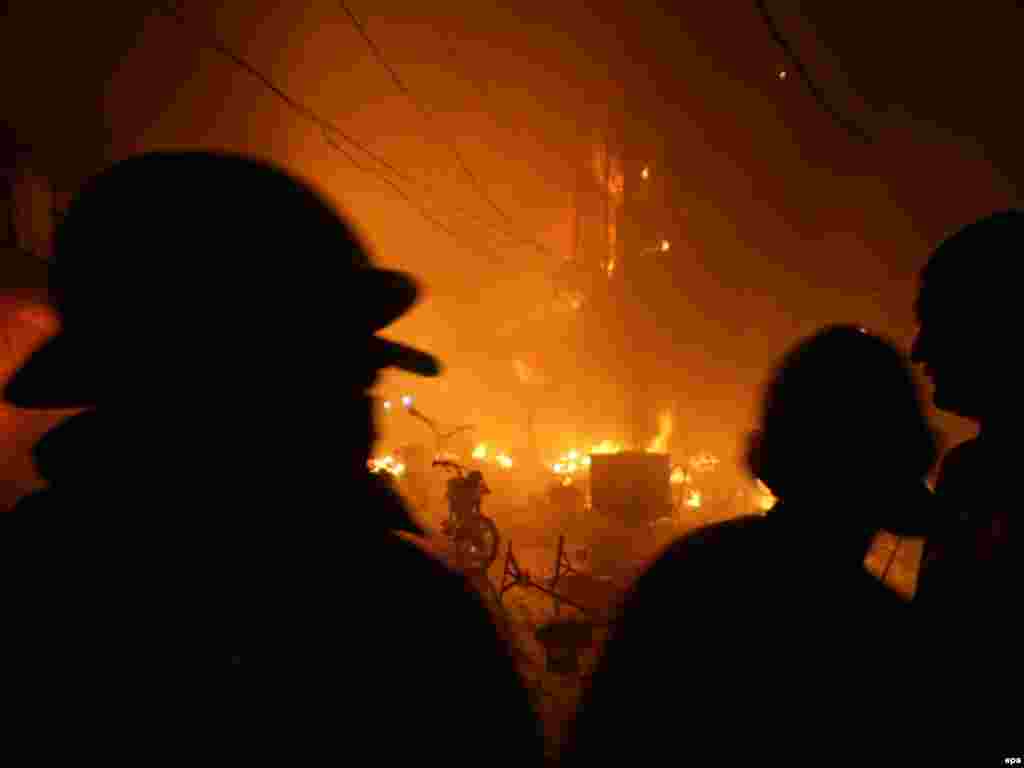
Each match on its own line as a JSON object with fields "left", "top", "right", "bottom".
{"left": 2, "top": 152, "right": 542, "bottom": 760}
{"left": 910, "top": 210, "right": 1022, "bottom": 747}
{"left": 564, "top": 325, "right": 938, "bottom": 763}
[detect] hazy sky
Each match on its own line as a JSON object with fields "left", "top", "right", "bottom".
{"left": 3, "top": 1, "right": 1021, "bottom": 495}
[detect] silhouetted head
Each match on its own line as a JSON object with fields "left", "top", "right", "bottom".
{"left": 467, "top": 470, "right": 484, "bottom": 486}
{"left": 911, "top": 210, "right": 1023, "bottom": 424}
{"left": 3, "top": 151, "right": 441, "bottom": 503}
{"left": 746, "top": 325, "right": 938, "bottom": 535}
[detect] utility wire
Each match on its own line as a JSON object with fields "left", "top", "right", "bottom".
{"left": 320, "top": 128, "right": 501, "bottom": 259}
{"left": 339, "top": 1, "right": 511, "bottom": 221}
{"left": 160, "top": 2, "right": 530, "bottom": 258}
{"left": 755, "top": 0, "right": 872, "bottom": 144}
{"left": 338, "top": 1, "right": 553, "bottom": 258}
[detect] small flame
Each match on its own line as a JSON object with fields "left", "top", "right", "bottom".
{"left": 369, "top": 455, "right": 405, "bottom": 478}
{"left": 382, "top": 400, "right": 392, "bottom": 411}
{"left": 670, "top": 466, "right": 688, "bottom": 485}
{"left": 496, "top": 453, "right": 513, "bottom": 468}
{"left": 472, "top": 443, "right": 488, "bottom": 460}
{"left": 401, "top": 395, "right": 413, "bottom": 408}
{"left": 581, "top": 456, "right": 592, "bottom": 467}
{"left": 685, "top": 490, "right": 702, "bottom": 509}
{"left": 590, "top": 440, "right": 625, "bottom": 455}
{"left": 641, "top": 166, "right": 650, "bottom": 180}
{"left": 755, "top": 479, "right": 777, "bottom": 511}
{"left": 659, "top": 239, "right": 670, "bottom": 252}
{"left": 778, "top": 69, "right": 787, "bottom": 80}
{"left": 562, "top": 476, "right": 574, "bottom": 486}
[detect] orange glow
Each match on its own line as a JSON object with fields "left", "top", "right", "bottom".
{"left": 641, "top": 166, "right": 650, "bottom": 180}
{"left": 685, "top": 490, "right": 702, "bottom": 509}
{"left": 496, "top": 453, "right": 513, "bottom": 468}
{"left": 778, "top": 69, "right": 787, "bottom": 80}
{"left": 472, "top": 442, "right": 488, "bottom": 460}
{"left": 689, "top": 452, "right": 720, "bottom": 472}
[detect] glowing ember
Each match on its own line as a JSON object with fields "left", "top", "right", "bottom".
{"left": 496, "top": 453, "right": 513, "bottom": 468}
{"left": 561, "top": 476, "right": 573, "bottom": 487}
{"left": 659, "top": 239, "right": 671, "bottom": 252}
{"left": 778, "top": 69, "right": 788, "bottom": 80}
{"left": 670, "top": 466, "right": 689, "bottom": 485}
{"left": 369, "top": 455, "right": 405, "bottom": 477}
{"left": 472, "top": 443, "right": 488, "bottom": 460}
{"left": 401, "top": 394, "right": 413, "bottom": 408}
{"left": 606, "top": 257, "right": 616, "bottom": 278}
{"left": 590, "top": 440, "right": 625, "bottom": 455}
{"left": 641, "top": 166, "right": 650, "bottom": 180}
{"left": 646, "top": 409, "right": 673, "bottom": 453}
{"left": 382, "top": 400, "right": 392, "bottom": 411}
{"left": 685, "top": 490, "right": 702, "bottom": 509}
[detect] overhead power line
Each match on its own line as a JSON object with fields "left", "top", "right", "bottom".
{"left": 755, "top": 0, "right": 872, "bottom": 144}
{"left": 338, "top": 1, "right": 553, "bottom": 258}
{"left": 159, "top": 2, "right": 536, "bottom": 259}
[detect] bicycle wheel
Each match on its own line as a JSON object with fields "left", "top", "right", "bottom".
{"left": 455, "top": 516, "right": 501, "bottom": 571}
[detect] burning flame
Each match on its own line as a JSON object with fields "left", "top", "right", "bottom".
{"left": 646, "top": 409, "right": 673, "bottom": 453}
{"left": 755, "top": 479, "right": 777, "bottom": 511}
{"left": 562, "top": 476, "right": 573, "bottom": 487}
{"left": 685, "top": 490, "right": 702, "bottom": 509}
{"left": 670, "top": 466, "right": 689, "bottom": 485}
{"left": 469, "top": 443, "right": 514, "bottom": 469}
{"left": 551, "top": 440, "right": 623, "bottom": 476}
{"left": 606, "top": 256, "right": 616, "bottom": 278}
{"left": 369, "top": 455, "right": 405, "bottom": 478}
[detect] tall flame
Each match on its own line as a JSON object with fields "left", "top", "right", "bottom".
{"left": 646, "top": 409, "right": 673, "bottom": 453}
